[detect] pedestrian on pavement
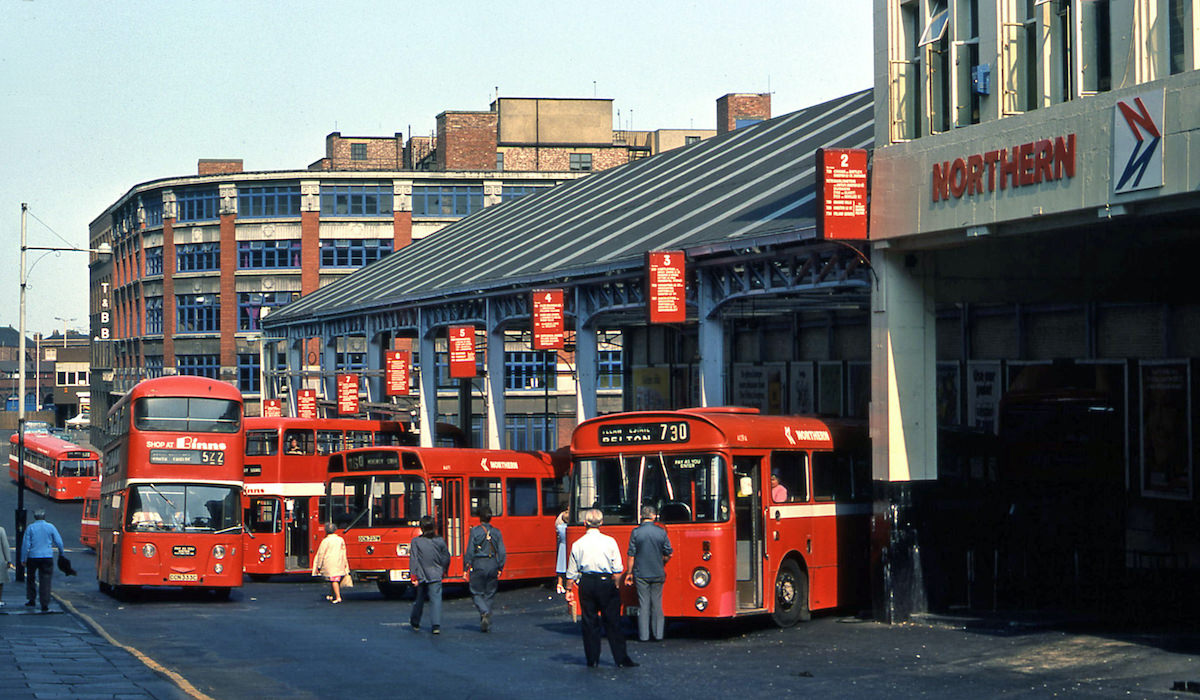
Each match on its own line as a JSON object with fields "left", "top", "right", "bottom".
{"left": 566, "top": 508, "right": 638, "bottom": 668}
{"left": 465, "top": 503, "right": 505, "bottom": 632}
{"left": 408, "top": 515, "right": 451, "bottom": 634}
{"left": 0, "top": 524, "right": 13, "bottom": 607}
{"left": 21, "top": 509, "right": 64, "bottom": 612}
{"left": 624, "top": 504, "right": 673, "bottom": 642}
{"left": 555, "top": 510, "right": 569, "bottom": 594}
{"left": 312, "top": 522, "right": 349, "bottom": 604}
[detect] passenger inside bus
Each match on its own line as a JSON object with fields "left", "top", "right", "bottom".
{"left": 770, "top": 471, "right": 789, "bottom": 503}
{"left": 286, "top": 435, "right": 305, "bottom": 455}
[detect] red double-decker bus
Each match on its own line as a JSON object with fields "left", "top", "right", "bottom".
{"left": 322, "top": 446, "right": 569, "bottom": 597}
{"left": 242, "top": 417, "right": 418, "bottom": 579}
{"left": 8, "top": 432, "right": 100, "bottom": 500}
{"left": 97, "top": 376, "right": 246, "bottom": 598}
{"left": 569, "top": 407, "right": 871, "bottom": 627}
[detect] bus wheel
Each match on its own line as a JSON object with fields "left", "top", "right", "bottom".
{"left": 772, "top": 559, "right": 809, "bottom": 628}
{"left": 210, "top": 587, "right": 232, "bottom": 600}
{"left": 377, "top": 581, "right": 408, "bottom": 599}
{"left": 98, "top": 580, "right": 112, "bottom": 595}
{"left": 248, "top": 574, "right": 272, "bottom": 583}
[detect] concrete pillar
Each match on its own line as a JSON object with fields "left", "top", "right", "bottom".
{"left": 697, "top": 271, "right": 725, "bottom": 406}
{"left": 574, "top": 288, "right": 598, "bottom": 421}
{"left": 484, "top": 301, "right": 506, "bottom": 449}
{"left": 418, "top": 312, "right": 437, "bottom": 448}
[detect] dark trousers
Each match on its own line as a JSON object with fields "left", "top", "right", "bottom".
{"left": 25, "top": 558, "right": 53, "bottom": 609}
{"left": 410, "top": 580, "right": 443, "bottom": 628}
{"left": 578, "top": 574, "right": 629, "bottom": 666}
{"left": 468, "top": 558, "right": 499, "bottom": 616}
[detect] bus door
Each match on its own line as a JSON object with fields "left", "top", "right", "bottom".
{"left": 284, "top": 497, "right": 311, "bottom": 570}
{"left": 432, "top": 477, "right": 465, "bottom": 578}
{"left": 733, "top": 456, "right": 763, "bottom": 610}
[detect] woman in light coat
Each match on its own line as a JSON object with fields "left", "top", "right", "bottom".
{"left": 312, "top": 522, "right": 349, "bottom": 604}
{"left": 0, "top": 525, "right": 12, "bottom": 606}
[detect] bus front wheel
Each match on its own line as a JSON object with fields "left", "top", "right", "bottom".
{"left": 772, "top": 559, "right": 809, "bottom": 628}
{"left": 377, "top": 581, "right": 409, "bottom": 599}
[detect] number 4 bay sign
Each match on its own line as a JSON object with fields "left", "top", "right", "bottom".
{"left": 532, "top": 289, "right": 565, "bottom": 350}
{"left": 647, "top": 251, "right": 686, "bottom": 323}
{"left": 449, "top": 325, "right": 477, "bottom": 378}
{"left": 816, "top": 147, "right": 869, "bottom": 240}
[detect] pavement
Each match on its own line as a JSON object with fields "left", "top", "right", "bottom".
{"left": 0, "top": 574, "right": 193, "bottom": 700}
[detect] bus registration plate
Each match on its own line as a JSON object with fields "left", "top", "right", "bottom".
{"left": 389, "top": 569, "right": 410, "bottom": 582}
{"left": 168, "top": 572, "right": 199, "bottom": 582}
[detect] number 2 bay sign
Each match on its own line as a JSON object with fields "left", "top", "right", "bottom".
{"left": 532, "top": 289, "right": 565, "bottom": 350}
{"left": 816, "top": 147, "right": 869, "bottom": 240}
{"left": 386, "top": 350, "right": 410, "bottom": 396}
{"left": 449, "top": 325, "right": 477, "bottom": 378}
{"left": 647, "top": 251, "right": 686, "bottom": 323}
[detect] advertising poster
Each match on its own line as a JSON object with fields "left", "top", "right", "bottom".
{"left": 337, "top": 374, "right": 360, "bottom": 416}
{"left": 936, "top": 362, "right": 961, "bottom": 426}
{"left": 261, "top": 399, "right": 282, "bottom": 418}
{"left": 532, "top": 289, "right": 565, "bottom": 350}
{"left": 386, "top": 350, "right": 410, "bottom": 396}
{"left": 448, "top": 325, "right": 477, "bottom": 379}
{"left": 1141, "top": 361, "right": 1192, "bottom": 499}
{"left": 789, "top": 361, "right": 815, "bottom": 414}
{"left": 967, "top": 361, "right": 1001, "bottom": 434}
{"left": 647, "top": 251, "right": 686, "bottom": 323}
{"left": 818, "top": 362, "right": 843, "bottom": 416}
{"left": 731, "top": 363, "right": 784, "bottom": 413}
{"left": 632, "top": 366, "right": 670, "bottom": 410}
{"left": 296, "top": 389, "right": 317, "bottom": 419}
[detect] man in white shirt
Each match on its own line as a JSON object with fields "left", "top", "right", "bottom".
{"left": 566, "top": 508, "right": 638, "bottom": 668}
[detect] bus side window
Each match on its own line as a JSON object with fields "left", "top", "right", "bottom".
{"left": 284, "top": 430, "right": 314, "bottom": 455}
{"left": 316, "top": 430, "right": 343, "bottom": 455}
{"left": 469, "top": 477, "right": 502, "bottom": 517}
{"left": 769, "top": 451, "right": 808, "bottom": 503}
{"left": 506, "top": 478, "right": 538, "bottom": 516}
{"left": 541, "top": 476, "right": 567, "bottom": 515}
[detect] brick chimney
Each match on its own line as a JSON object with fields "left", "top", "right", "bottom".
{"left": 198, "top": 159, "right": 244, "bottom": 175}
{"left": 716, "top": 94, "right": 772, "bottom": 134}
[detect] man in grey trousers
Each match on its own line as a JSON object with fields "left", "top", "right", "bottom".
{"left": 623, "top": 505, "right": 673, "bottom": 641}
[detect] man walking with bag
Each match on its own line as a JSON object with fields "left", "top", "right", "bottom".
{"left": 22, "top": 510, "right": 64, "bottom": 612}
{"left": 465, "top": 504, "right": 505, "bottom": 632}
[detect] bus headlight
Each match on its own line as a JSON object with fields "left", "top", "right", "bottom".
{"left": 141, "top": 543, "right": 156, "bottom": 558}
{"left": 258, "top": 544, "right": 271, "bottom": 557}
{"left": 695, "top": 596, "right": 709, "bottom": 611}
{"left": 366, "top": 545, "right": 375, "bottom": 555}
{"left": 692, "top": 567, "right": 711, "bottom": 588}
{"left": 212, "top": 545, "right": 226, "bottom": 560}
{"left": 214, "top": 562, "right": 224, "bottom": 574}
{"left": 396, "top": 543, "right": 409, "bottom": 557}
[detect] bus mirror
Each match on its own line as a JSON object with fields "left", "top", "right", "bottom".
{"left": 738, "top": 476, "right": 753, "bottom": 497}
{"left": 432, "top": 484, "right": 443, "bottom": 499}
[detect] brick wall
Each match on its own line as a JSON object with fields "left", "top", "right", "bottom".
{"left": 198, "top": 159, "right": 244, "bottom": 175}
{"left": 219, "top": 214, "right": 238, "bottom": 370}
{"left": 501, "top": 146, "right": 627, "bottom": 172}
{"left": 437, "top": 111, "right": 499, "bottom": 170}
{"left": 716, "top": 93, "right": 772, "bottom": 134}
{"left": 322, "top": 133, "right": 404, "bottom": 170}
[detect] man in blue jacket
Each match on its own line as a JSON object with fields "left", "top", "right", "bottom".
{"left": 624, "top": 505, "right": 673, "bottom": 642}
{"left": 22, "top": 509, "right": 64, "bottom": 612}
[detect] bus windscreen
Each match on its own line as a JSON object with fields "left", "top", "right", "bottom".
{"left": 134, "top": 397, "right": 242, "bottom": 433}
{"left": 573, "top": 453, "right": 729, "bottom": 525}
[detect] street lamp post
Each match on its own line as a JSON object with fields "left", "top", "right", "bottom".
{"left": 14, "top": 202, "right": 110, "bottom": 581}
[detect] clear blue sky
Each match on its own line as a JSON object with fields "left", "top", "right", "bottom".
{"left": 1, "top": 0, "right": 872, "bottom": 338}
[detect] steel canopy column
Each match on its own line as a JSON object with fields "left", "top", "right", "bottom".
{"left": 366, "top": 321, "right": 384, "bottom": 405}
{"left": 697, "top": 269, "right": 725, "bottom": 406}
{"left": 574, "top": 288, "right": 598, "bottom": 421}
{"left": 484, "top": 300, "right": 506, "bottom": 449}
{"left": 322, "top": 334, "right": 338, "bottom": 410}
{"left": 418, "top": 311, "right": 437, "bottom": 448}
{"left": 287, "top": 332, "right": 304, "bottom": 417}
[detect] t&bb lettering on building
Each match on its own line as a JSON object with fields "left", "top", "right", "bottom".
{"left": 931, "top": 134, "right": 1075, "bottom": 202}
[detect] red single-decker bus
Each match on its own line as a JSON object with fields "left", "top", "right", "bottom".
{"left": 8, "top": 432, "right": 100, "bottom": 500}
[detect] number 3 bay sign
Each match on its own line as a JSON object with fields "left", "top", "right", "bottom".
{"left": 647, "top": 251, "right": 686, "bottom": 323}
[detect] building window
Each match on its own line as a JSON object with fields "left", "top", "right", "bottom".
{"left": 1169, "top": 0, "right": 1190, "bottom": 74}
{"left": 335, "top": 336, "right": 367, "bottom": 373}
{"left": 952, "top": 0, "right": 981, "bottom": 126}
{"left": 238, "top": 184, "right": 301, "bottom": 218}
{"left": 598, "top": 350, "right": 623, "bottom": 389}
{"left": 238, "top": 291, "right": 294, "bottom": 331}
{"left": 569, "top": 153, "right": 592, "bottom": 171}
{"left": 176, "top": 187, "right": 219, "bottom": 222}
{"left": 143, "top": 197, "right": 163, "bottom": 228}
{"left": 145, "top": 296, "right": 163, "bottom": 335}
{"left": 319, "top": 184, "right": 393, "bottom": 217}
{"left": 319, "top": 239, "right": 393, "bottom": 268}
{"left": 176, "top": 293, "right": 220, "bottom": 333}
{"left": 686, "top": 136, "right": 701, "bottom": 145}
{"left": 56, "top": 370, "right": 88, "bottom": 386}
{"left": 1078, "top": 0, "right": 1111, "bottom": 94}
{"left": 238, "top": 353, "right": 260, "bottom": 394}
{"left": 500, "top": 185, "right": 548, "bottom": 202}
{"left": 496, "top": 152, "right": 504, "bottom": 171}
{"left": 144, "top": 247, "right": 163, "bottom": 276}
{"left": 505, "top": 414, "right": 557, "bottom": 451}
{"left": 734, "top": 119, "right": 763, "bottom": 129}
{"left": 145, "top": 356, "right": 164, "bottom": 379}
{"left": 921, "top": 0, "right": 952, "bottom": 133}
{"left": 176, "top": 242, "right": 220, "bottom": 272}
{"left": 505, "top": 351, "right": 556, "bottom": 390}
{"left": 177, "top": 354, "right": 220, "bottom": 379}
{"left": 238, "top": 240, "right": 301, "bottom": 269}
{"left": 350, "top": 143, "right": 367, "bottom": 161}
{"left": 411, "top": 185, "right": 484, "bottom": 217}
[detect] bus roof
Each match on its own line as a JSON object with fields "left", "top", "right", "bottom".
{"left": 8, "top": 431, "right": 99, "bottom": 457}
{"left": 572, "top": 407, "right": 841, "bottom": 452}
{"left": 125, "top": 375, "right": 244, "bottom": 402}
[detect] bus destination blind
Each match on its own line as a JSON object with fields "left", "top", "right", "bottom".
{"left": 149, "top": 449, "right": 226, "bottom": 466}
{"left": 597, "top": 421, "right": 690, "bottom": 446}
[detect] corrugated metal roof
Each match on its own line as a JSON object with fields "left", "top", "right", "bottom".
{"left": 267, "top": 88, "right": 873, "bottom": 325}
